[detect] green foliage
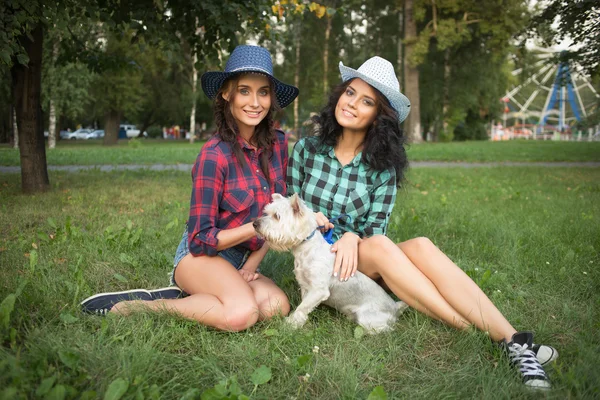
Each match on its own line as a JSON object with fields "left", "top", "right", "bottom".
{"left": 146, "top": 126, "right": 163, "bottom": 138}
{"left": 529, "top": 0, "right": 600, "bottom": 78}
{"left": 42, "top": 61, "right": 94, "bottom": 122}
{"left": 0, "top": 0, "right": 41, "bottom": 68}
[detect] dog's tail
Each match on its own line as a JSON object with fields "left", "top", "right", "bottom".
{"left": 395, "top": 301, "right": 409, "bottom": 315}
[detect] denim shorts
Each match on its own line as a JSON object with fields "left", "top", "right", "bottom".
{"left": 170, "top": 228, "right": 251, "bottom": 287}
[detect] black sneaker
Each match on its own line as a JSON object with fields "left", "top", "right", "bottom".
{"left": 532, "top": 343, "right": 558, "bottom": 366}
{"left": 80, "top": 289, "right": 152, "bottom": 315}
{"left": 148, "top": 287, "right": 184, "bottom": 300}
{"left": 503, "top": 331, "right": 552, "bottom": 390}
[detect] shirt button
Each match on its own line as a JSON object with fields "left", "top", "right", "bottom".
{"left": 256, "top": 169, "right": 260, "bottom": 173}
{"left": 263, "top": 186, "right": 267, "bottom": 190}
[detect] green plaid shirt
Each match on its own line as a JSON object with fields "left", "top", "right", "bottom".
{"left": 287, "top": 137, "right": 397, "bottom": 241}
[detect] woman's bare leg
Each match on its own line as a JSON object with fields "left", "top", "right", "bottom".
{"left": 112, "top": 253, "right": 261, "bottom": 331}
{"left": 248, "top": 274, "right": 290, "bottom": 320}
{"left": 357, "top": 235, "right": 516, "bottom": 341}
{"left": 398, "top": 237, "right": 516, "bottom": 341}
{"left": 357, "top": 235, "right": 470, "bottom": 330}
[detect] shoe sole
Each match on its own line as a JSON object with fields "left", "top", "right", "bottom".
{"left": 80, "top": 289, "right": 152, "bottom": 305}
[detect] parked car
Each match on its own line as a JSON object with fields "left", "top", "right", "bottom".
{"left": 120, "top": 124, "right": 147, "bottom": 138}
{"left": 87, "top": 130, "right": 105, "bottom": 139}
{"left": 59, "top": 130, "right": 70, "bottom": 139}
{"left": 64, "top": 128, "right": 93, "bottom": 140}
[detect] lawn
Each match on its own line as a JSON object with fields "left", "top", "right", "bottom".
{"left": 1, "top": 166, "right": 599, "bottom": 399}
{"left": 1, "top": 138, "right": 600, "bottom": 166}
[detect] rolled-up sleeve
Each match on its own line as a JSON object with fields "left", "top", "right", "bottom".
{"left": 187, "top": 147, "right": 225, "bottom": 256}
{"left": 286, "top": 139, "right": 305, "bottom": 196}
{"left": 362, "top": 169, "right": 397, "bottom": 238}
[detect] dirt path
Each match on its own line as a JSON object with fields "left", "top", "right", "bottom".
{"left": 1, "top": 161, "right": 600, "bottom": 174}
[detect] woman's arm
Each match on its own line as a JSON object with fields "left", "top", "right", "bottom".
{"left": 188, "top": 146, "right": 258, "bottom": 256}
{"left": 214, "top": 222, "right": 256, "bottom": 251}
{"left": 332, "top": 169, "right": 397, "bottom": 281}
{"left": 287, "top": 139, "right": 334, "bottom": 231}
{"left": 238, "top": 242, "right": 270, "bottom": 282}
{"left": 362, "top": 169, "right": 397, "bottom": 237}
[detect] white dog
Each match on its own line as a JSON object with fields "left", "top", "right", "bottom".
{"left": 253, "top": 193, "right": 408, "bottom": 334}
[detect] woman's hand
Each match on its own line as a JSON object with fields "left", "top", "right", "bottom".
{"left": 238, "top": 243, "right": 268, "bottom": 282}
{"left": 238, "top": 268, "right": 259, "bottom": 282}
{"left": 314, "top": 212, "right": 334, "bottom": 232}
{"left": 330, "top": 232, "right": 362, "bottom": 281}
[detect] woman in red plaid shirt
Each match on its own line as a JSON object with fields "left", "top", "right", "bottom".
{"left": 81, "top": 45, "right": 299, "bottom": 331}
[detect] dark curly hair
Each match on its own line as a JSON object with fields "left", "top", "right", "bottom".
{"left": 311, "top": 79, "right": 408, "bottom": 186}
{"left": 213, "top": 73, "right": 280, "bottom": 184}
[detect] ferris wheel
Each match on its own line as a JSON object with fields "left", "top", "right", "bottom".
{"left": 501, "top": 46, "right": 599, "bottom": 135}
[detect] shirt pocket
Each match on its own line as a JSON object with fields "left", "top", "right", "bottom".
{"left": 221, "top": 189, "right": 255, "bottom": 213}
{"left": 344, "top": 188, "right": 371, "bottom": 219}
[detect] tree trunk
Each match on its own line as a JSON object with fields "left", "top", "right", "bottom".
{"left": 12, "top": 24, "right": 49, "bottom": 193}
{"left": 48, "top": 99, "right": 56, "bottom": 149}
{"left": 403, "top": 0, "right": 422, "bottom": 143}
{"left": 12, "top": 106, "right": 18, "bottom": 149}
{"left": 323, "top": 15, "right": 332, "bottom": 96}
{"left": 103, "top": 109, "right": 121, "bottom": 145}
{"left": 48, "top": 30, "right": 59, "bottom": 149}
{"left": 397, "top": 3, "right": 403, "bottom": 104}
{"left": 441, "top": 48, "right": 451, "bottom": 141}
{"left": 189, "top": 51, "right": 198, "bottom": 144}
{"left": 137, "top": 109, "right": 154, "bottom": 139}
{"left": 294, "top": 21, "right": 301, "bottom": 139}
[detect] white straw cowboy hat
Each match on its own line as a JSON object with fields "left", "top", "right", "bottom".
{"left": 201, "top": 45, "right": 299, "bottom": 108}
{"left": 339, "top": 56, "right": 411, "bottom": 122}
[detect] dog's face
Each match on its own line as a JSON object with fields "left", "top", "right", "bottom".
{"left": 253, "top": 193, "right": 318, "bottom": 252}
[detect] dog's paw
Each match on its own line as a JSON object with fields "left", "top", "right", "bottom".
{"left": 285, "top": 312, "right": 307, "bottom": 329}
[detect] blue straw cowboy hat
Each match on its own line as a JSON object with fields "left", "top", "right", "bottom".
{"left": 339, "top": 56, "right": 411, "bottom": 123}
{"left": 201, "top": 45, "right": 299, "bottom": 109}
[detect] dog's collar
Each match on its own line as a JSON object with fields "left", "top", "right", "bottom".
{"left": 304, "top": 229, "right": 318, "bottom": 242}
{"left": 304, "top": 214, "right": 352, "bottom": 244}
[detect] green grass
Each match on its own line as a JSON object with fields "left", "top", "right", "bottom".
{"left": 1, "top": 139, "right": 600, "bottom": 166}
{"left": 1, "top": 167, "right": 599, "bottom": 399}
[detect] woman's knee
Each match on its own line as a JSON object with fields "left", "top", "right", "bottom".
{"left": 400, "top": 236, "right": 435, "bottom": 253}
{"left": 362, "top": 234, "right": 398, "bottom": 254}
{"left": 358, "top": 235, "right": 397, "bottom": 278}
{"left": 221, "top": 303, "right": 260, "bottom": 331}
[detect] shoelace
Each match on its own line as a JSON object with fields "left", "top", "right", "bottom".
{"left": 508, "top": 343, "right": 548, "bottom": 379}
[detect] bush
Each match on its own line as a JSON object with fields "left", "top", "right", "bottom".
{"left": 453, "top": 120, "right": 489, "bottom": 141}
{"left": 147, "top": 125, "right": 163, "bottom": 139}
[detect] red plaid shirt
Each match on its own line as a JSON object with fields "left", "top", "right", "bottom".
{"left": 187, "top": 131, "right": 288, "bottom": 256}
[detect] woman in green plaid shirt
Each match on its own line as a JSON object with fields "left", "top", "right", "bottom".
{"left": 287, "top": 57, "right": 556, "bottom": 389}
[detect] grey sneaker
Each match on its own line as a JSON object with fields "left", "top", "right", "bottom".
{"left": 503, "top": 331, "right": 551, "bottom": 390}
{"left": 532, "top": 343, "right": 558, "bottom": 366}
{"left": 81, "top": 289, "right": 152, "bottom": 315}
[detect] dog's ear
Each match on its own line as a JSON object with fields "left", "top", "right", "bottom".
{"left": 272, "top": 193, "right": 284, "bottom": 201}
{"left": 290, "top": 193, "right": 303, "bottom": 215}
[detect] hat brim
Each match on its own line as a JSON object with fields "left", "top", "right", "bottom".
{"left": 339, "top": 62, "right": 411, "bottom": 123}
{"left": 201, "top": 69, "right": 299, "bottom": 109}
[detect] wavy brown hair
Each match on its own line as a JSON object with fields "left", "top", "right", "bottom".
{"left": 311, "top": 79, "right": 408, "bottom": 186}
{"left": 213, "top": 73, "right": 280, "bottom": 184}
